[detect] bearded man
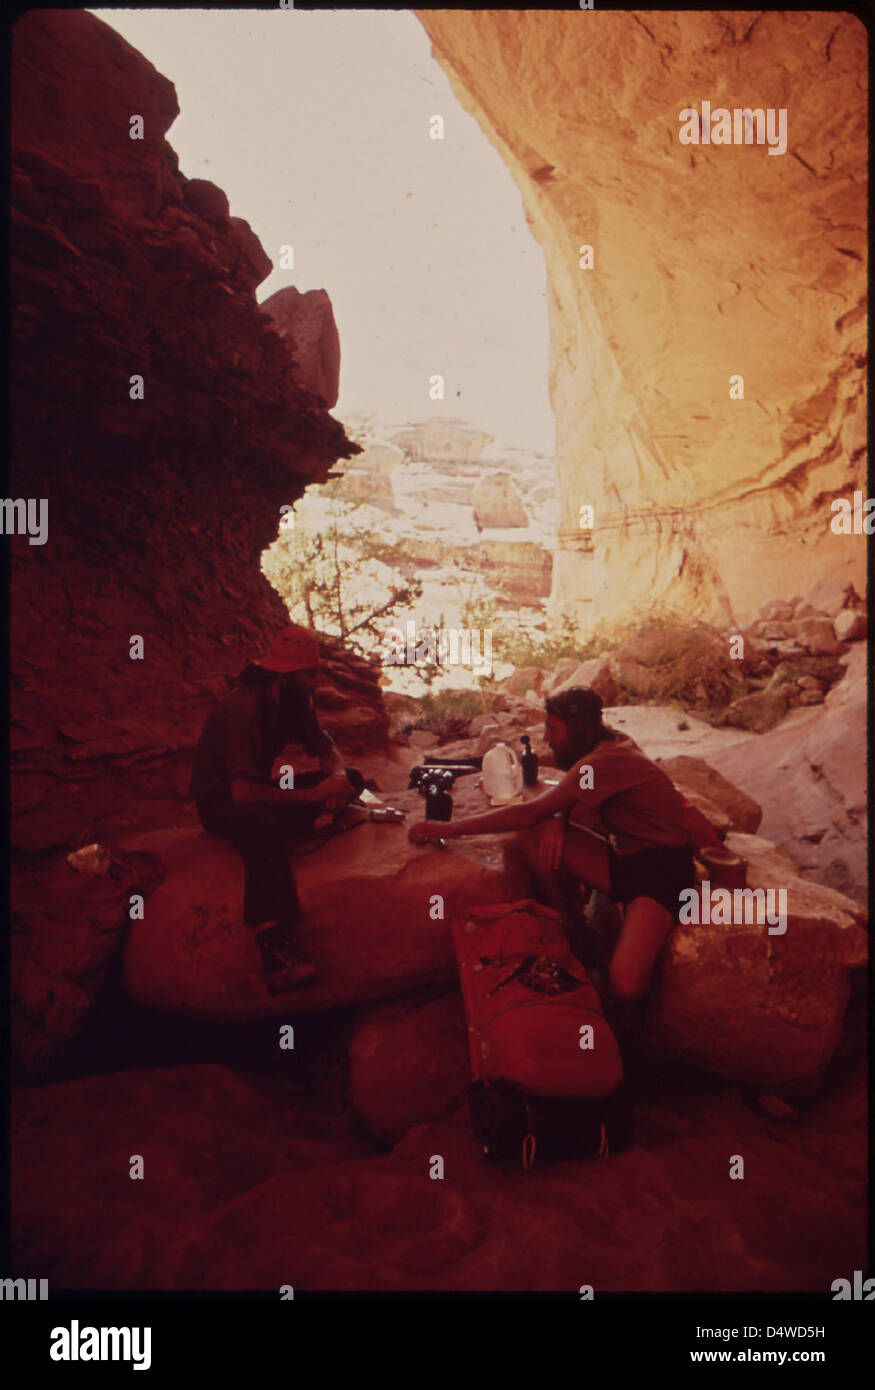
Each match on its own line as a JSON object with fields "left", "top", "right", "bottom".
{"left": 409, "top": 686, "right": 697, "bottom": 1005}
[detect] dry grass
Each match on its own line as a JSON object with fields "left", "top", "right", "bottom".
{"left": 614, "top": 611, "right": 742, "bottom": 709}
{"left": 399, "top": 688, "right": 489, "bottom": 741}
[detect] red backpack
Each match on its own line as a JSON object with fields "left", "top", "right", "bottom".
{"left": 451, "top": 900, "right": 631, "bottom": 1167}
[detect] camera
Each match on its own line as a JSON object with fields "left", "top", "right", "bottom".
{"left": 417, "top": 769, "right": 454, "bottom": 822}
{"left": 412, "top": 767, "right": 453, "bottom": 796}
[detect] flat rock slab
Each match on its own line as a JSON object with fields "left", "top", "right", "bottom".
{"left": 14, "top": 1058, "right": 864, "bottom": 1292}
{"left": 648, "top": 833, "right": 868, "bottom": 1090}
{"left": 11, "top": 1063, "right": 371, "bottom": 1289}
{"left": 121, "top": 791, "right": 530, "bottom": 1019}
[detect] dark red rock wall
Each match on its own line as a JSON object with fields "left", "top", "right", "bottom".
{"left": 10, "top": 10, "right": 382, "bottom": 853}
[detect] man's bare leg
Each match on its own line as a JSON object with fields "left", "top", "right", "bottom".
{"left": 608, "top": 896, "right": 675, "bottom": 1001}
{"left": 514, "top": 820, "right": 609, "bottom": 907}
{"left": 514, "top": 825, "right": 673, "bottom": 994}
{"left": 513, "top": 821, "right": 612, "bottom": 917}
{"left": 558, "top": 824, "right": 613, "bottom": 894}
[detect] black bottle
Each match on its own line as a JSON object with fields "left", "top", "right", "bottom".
{"left": 425, "top": 772, "right": 453, "bottom": 822}
{"left": 520, "top": 734, "right": 539, "bottom": 787}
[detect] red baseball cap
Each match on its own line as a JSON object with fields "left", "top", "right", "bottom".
{"left": 260, "top": 624, "right": 320, "bottom": 673}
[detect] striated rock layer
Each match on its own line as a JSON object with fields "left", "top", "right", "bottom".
{"left": 416, "top": 10, "right": 867, "bottom": 628}
{"left": 10, "top": 11, "right": 373, "bottom": 852}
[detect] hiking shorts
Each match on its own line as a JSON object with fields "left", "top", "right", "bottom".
{"left": 608, "top": 844, "right": 696, "bottom": 920}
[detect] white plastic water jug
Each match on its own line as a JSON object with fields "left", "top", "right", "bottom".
{"left": 482, "top": 741, "right": 524, "bottom": 804}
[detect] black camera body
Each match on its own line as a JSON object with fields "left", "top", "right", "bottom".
{"left": 408, "top": 757, "right": 481, "bottom": 822}
{"left": 412, "top": 767, "right": 454, "bottom": 821}
{"left": 411, "top": 767, "right": 452, "bottom": 795}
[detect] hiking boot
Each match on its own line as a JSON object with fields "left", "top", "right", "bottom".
{"left": 255, "top": 923, "right": 317, "bottom": 992}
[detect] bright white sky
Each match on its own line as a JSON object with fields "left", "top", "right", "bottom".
{"left": 91, "top": 7, "right": 555, "bottom": 455}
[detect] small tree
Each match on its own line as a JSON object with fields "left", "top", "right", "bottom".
{"left": 262, "top": 493, "right": 423, "bottom": 661}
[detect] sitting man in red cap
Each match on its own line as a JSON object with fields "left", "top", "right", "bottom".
{"left": 189, "top": 624, "right": 364, "bottom": 991}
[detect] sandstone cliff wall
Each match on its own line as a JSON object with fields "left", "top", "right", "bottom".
{"left": 416, "top": 9, "right": 867, "bottom": 629}
{"left": 10, "top": 10, "right": 380, "bottom": 853}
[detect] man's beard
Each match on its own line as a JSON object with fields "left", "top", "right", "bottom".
{"left": 278, "top": 673, "right": 312, "bottom": 730}
{"left": 555, "top": 725, "right": 598, "bottom": 770}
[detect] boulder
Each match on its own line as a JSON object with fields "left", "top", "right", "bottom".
{"left": 769, "top": 639, "right": 806, "bottom": 659}
{"left": 469, "top": 713, "right": 497, "bottom": 736}
{"left": 755, "top": 621, "right": 790, "bottom": 641}
{"left": 708, "top": 645, "right": 868, "bottom": 903}
{"left": 672, "top": 789, "right": 731, "bottom": 840}
{"left": 472, "top": 472, "right": 528, "bottom": 529}
{"left": 720, "top": 689, "right": 789, "bottom": 734}
{"left": 764, "top": 654, "right": 846, "bottom": 699}
{"left": 802, "top": 576, "right": 858, "bottom": 619}
{"left": 656, "top": 756, "right": 762, "bottom": 833}
{"left": 833, "top": 608, "right": 867, "bottom": 642}
{"left": 544, "top": 656, "right": 583, "bottom": 695}
{"left": 647, "top": 832, "right": 867, "bottom": 1091}
{"left": 757, "top": 599, "right": 794, "bottom": 622}
{"left": 13, "top": 848, "right": 165, "bottom": 1081}
{"left": 764, "top": 663, "right": 801, "bottom": 696}
{"left": 790, "top": 616, "right": 843, "bottom": 656}
{"left": 567, "top": 658, "right": 620, "bottom": 705}
{"left": 608, "top": 651, "right": 658, "bottom": 700}
{"left": 500, "top": 666, "right": 544, "bottom": 697}
{"left": 408, "top": 729, "right": 434, "bottom": 749}
{"left": 346, "top": 990, "right": 469, "bottom": 1146}
{"left": 121, "top": 789, "right": 531, "bottom": 1020}
{"left": 474, "top": 722, "right": 503, "bottom": 756}
{"left": 259, "top": 285, "right": 341, "bottom": 409}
